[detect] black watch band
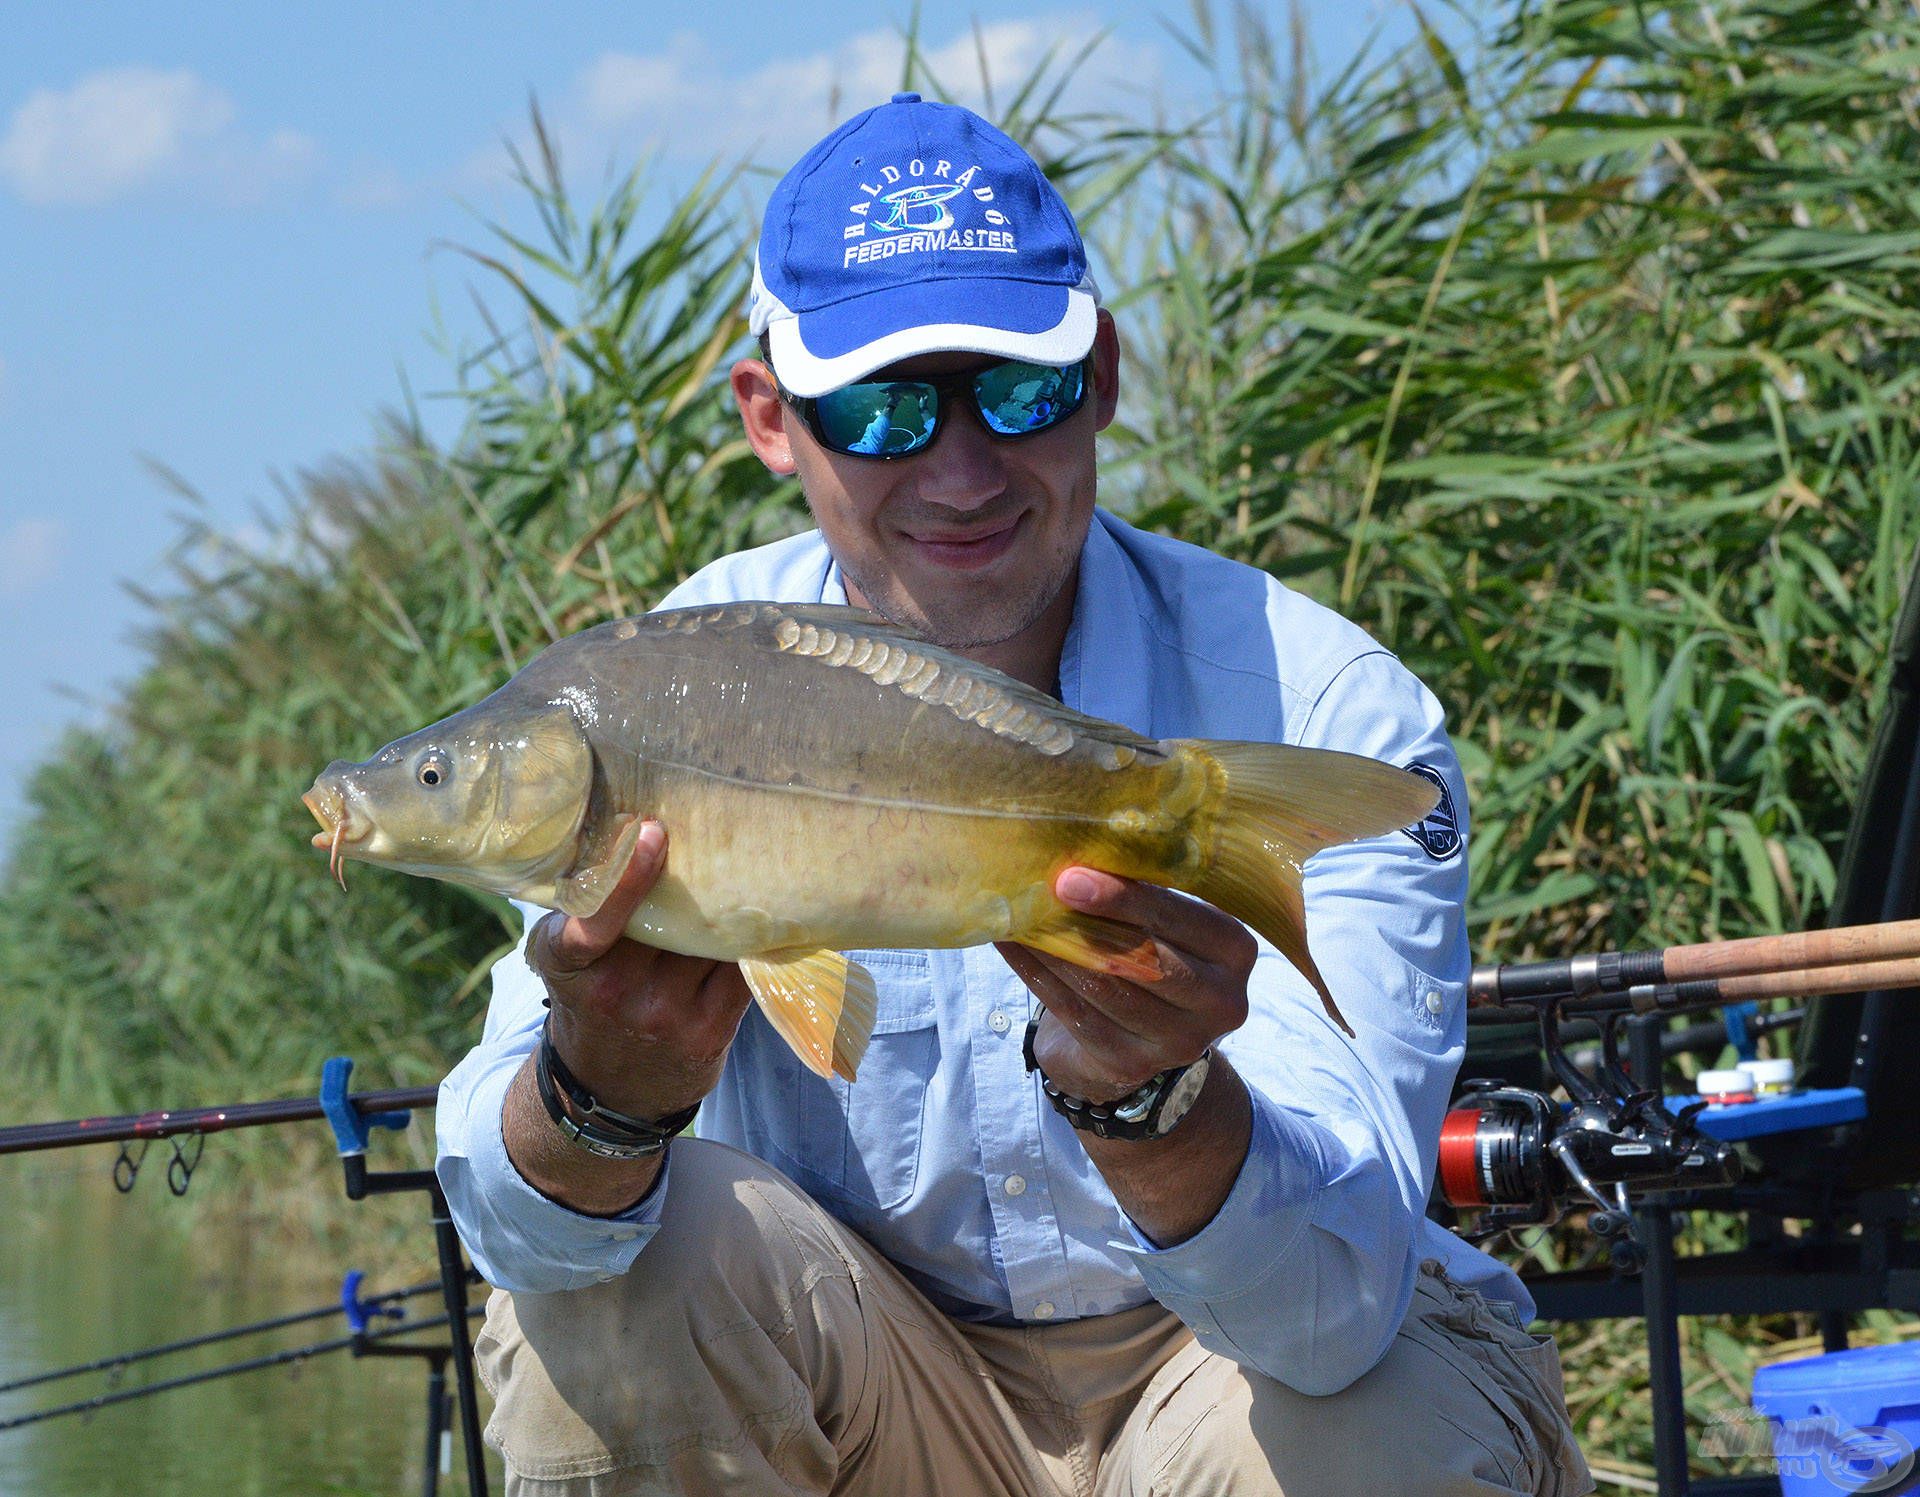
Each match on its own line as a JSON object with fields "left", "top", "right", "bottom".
{"left": 535, "top": 1019, "right": 699, "bottom": 1160}
{"left": 1022, "top": 1019, "right": 1211, "bottom": 1141}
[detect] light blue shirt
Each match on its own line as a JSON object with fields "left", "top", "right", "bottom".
{"left": 435, "top": 508, "right": 1530, "bottom": 1396}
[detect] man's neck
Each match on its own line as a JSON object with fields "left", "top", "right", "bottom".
{"left": 844, "top": 564, "right": 1079, "bottom": 698}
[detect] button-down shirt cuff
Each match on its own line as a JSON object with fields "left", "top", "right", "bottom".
{"left": 1110, "top": 1088, "right": 1329, "bottom": 1294}
{"left": 435, "top": 1047, "right": 667, "bottom": 1293}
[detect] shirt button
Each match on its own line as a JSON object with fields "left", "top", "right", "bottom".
{"left": 1032, "top": 1301, "right": 1056, "bottom": 1320}
{"left": 988, "top": 1011, "right": 1011, "bottom": 1034}
{"left": 1424, "top": 990, "right": 1444, "bottom": 1016}
{"left": 609, "top": 1228, "right": 639, "bottom": 1241}
{"left": 1003, "top": 1174, "right": 1027, "bottom": 1197}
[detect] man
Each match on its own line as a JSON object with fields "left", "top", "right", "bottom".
{"left": 436, "top": 94, "right": 1593, "bottom": 1496}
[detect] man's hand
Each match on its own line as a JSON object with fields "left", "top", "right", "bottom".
{"left": 502, "top": 821, "right": 754, "bottom": 1216}
{"left": 996, "top": 866, "right": 1259, "bottom": 1246}
{"left": 997, "top": 866, "right": 1256, "bottom": 1101}
{"left": 530, "top": 820, "right": 754, "bottom": 1123}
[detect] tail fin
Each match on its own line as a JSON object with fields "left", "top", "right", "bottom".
{"left": 1179, "top": 742, "right": 1440, "bottom": 1038}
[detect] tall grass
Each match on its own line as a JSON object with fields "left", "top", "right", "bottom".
{"left": 1116, "top": 0, "right": 1920, "bottom": 966}
{"left": 3, "top": 0, "right": 1918, "bottom": 1481}
{"left": 0, "top": 151, "right": 796, "bottom": 1121}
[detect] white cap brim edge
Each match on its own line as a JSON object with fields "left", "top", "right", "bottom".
{"left": 755, "top": 272, "right": 1102, "bottom": 399}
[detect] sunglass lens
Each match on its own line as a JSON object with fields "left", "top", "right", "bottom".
{"left": 815, "top": 382, "right": 938, "bottom": 456}
{"left": 973, "top": 360, "right": 1086, "bottom": 436}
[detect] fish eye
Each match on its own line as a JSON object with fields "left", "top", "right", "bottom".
{"left": 417, "top": 752, "right": 451, "bottom": 788}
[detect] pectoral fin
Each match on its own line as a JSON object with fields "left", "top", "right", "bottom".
{"left": 740, "top": 949, "right": 877, "bottom": 1082}
{"left": 552, "top": 814, "right": 644, "bottom": 919}
{"left": 1019, "top": 908, "right": 1165, "bottom": 985}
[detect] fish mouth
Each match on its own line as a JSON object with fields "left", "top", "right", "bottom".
{"left": 303, "top": 785, "right": 370, "bottom": 891}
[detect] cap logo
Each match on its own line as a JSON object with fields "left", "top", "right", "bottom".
{"left": 877, "top": 181, "right": 961, "bottom": 231}
{"left": 844, "top": 157, "right": 1015, "bottom": 268}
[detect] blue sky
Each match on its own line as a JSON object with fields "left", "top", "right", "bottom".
{"left": 0, "top": 2, "right": 1432, "bottom": 851}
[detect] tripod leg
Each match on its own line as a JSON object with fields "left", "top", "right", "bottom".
{"left": 422, "top": 1352, "right": 448, "bottom": 1497}
{"left": 430, "top": 1186, "right": 491, "bottom": 1497}
{"left": 1629, "top": 1013, "right": 1691, "bottom": 1497}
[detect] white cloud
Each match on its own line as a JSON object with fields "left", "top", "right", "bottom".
{"left": 0, "top": 66, "right": 321, "bottom": 205}
{"left": 0, "top": 518, "right": 62, "bottom": 599}
{"left": 468, "top": 16, "right": 1161, "bottom": 189}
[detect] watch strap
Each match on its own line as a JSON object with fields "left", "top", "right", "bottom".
{"left": 1022, "top": 1018, "right": 1207, "bottom": 1141}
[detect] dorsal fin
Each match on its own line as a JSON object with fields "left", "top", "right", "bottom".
{"left": 761, "top": 602, "right": 1164, "bottom": 766}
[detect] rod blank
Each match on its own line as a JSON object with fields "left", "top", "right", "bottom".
{"left": 1470, "top": 916, "right": 1920, "bottom": 1009}
{"left": 0, "top": 1085, "right": 438, "bottom": 1159}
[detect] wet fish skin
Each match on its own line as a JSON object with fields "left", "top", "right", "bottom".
{"left": 305, "top": 602, "right": 1439, "bottom": 1080}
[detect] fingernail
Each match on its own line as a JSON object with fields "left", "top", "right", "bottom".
{"left": 1059, "top": 869, "right": 1099, "bottom": 903}
{"left": 636, "top": 820, "right": 665, "bottom": 859}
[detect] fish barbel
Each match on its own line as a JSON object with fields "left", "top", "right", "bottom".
{"left": 303, "top": 602, "right": 1438, "bottom": 1080}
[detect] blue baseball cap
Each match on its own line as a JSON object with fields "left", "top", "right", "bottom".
{"left": 748, "top": 92, "right": 1101, "bottom": 398}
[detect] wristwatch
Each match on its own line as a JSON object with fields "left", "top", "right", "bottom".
{"left": 1022, "top": 1019, "right": 1212, "bottom": 1141}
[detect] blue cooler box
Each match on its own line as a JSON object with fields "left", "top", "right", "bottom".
{"left": 1752, "top": 1343, "right": 1920, "bottom": 1495}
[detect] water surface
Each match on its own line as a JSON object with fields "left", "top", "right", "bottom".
{"left": 0, "top": 1148, "right": 500, "bottom": 1496}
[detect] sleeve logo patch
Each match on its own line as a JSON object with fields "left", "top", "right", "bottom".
{"left": 1400, "top": 763, "right": 1462, "bottom": 860}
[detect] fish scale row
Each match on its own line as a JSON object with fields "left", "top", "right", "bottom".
{"left": 773, "top": 616, "right": 1076, "bottom": 757}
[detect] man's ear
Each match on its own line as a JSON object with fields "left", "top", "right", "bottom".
{"left": 732, "top": 357, "right": 796, "bottom": 475}
{"left": 1090, "top": 309, "right": 1121, "bottom": 432}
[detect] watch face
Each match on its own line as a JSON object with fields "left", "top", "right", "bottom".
{"left": 1152, "top": 1054, "right": 1211, "bottom": 1135}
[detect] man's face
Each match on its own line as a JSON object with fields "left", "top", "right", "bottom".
{"left": 735, "top": 312, "right": 1121, "bottom": 653}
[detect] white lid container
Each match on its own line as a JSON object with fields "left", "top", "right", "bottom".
{"left": 1738, "top": 1058, "right": 1795, "bottom": 1094}
{"left": 1697, "top": 1068, "right": 1755, "bottom": 1099}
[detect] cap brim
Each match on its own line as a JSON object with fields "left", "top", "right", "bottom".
{"left": 769, "top": 278, "right": 1097, "bottom": 398}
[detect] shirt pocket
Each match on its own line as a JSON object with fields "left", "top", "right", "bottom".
{"left": 764, "top": 949, "right": 939, "bottom": 1212}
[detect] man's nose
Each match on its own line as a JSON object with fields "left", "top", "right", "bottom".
{"left": 913, "top": 407, "right": 1008, "bottom": 511}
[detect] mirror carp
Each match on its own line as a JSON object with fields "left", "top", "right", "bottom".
{"left": 304, "top": 602, "right": 1438, "bottom": 1081}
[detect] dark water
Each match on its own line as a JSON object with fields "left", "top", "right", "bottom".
{"left": 0, "top": 1151, "right": 501, "bottom": 1497}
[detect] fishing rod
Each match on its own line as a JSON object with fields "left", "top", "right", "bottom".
{"left": 0, "top": 1084, "right": 439, "bottom": 1158}
{"left": 0, "top": 1304, "right": 482, "bottom": 1436}
{"left": 0, "top": 1278, "right": 448, "bottom": 1399}
{"left": 1468, "top": 916, "right": 1920, "bottom": 1012}
{"left": 1441, "top": 919, "right": 1920, "bottom": 1256}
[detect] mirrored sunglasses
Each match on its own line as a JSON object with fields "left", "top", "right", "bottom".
{"left": 782, "top": 356, "right": 1091, "bottom": 460}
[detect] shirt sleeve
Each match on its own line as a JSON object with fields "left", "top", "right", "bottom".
{"left": 434, "top": 901, "right": 674, "bottom": 1292}
{"left": 1112, "top": 649, "right": 1469, "bottom": 1395}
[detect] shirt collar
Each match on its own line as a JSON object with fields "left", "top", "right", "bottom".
{"left": 821, "top": 553, "right": 850, "bottom": 606}
{"left": 1059, "top": 510, "right": 1155, "bottom": 734}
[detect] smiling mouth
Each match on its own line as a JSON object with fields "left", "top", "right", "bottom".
{"left": 904, "top": 513, "right": 1024, "bottom": 569}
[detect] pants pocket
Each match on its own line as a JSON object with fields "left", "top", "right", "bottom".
{"left": 1406, "top": 1262, "right": 1593, "bottom": 1497}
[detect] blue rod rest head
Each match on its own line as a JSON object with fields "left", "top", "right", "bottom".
{"left": 1723, "top": 1002, "right": 1760, "bottom": 1062}
{"left": 340, "top": 1269, "right": 371, "bottom": 1334}
{"left": 339, "top": 1268, "right": 406, "bottom": 1334}
{"left": 320, "top": 1056, "right": 411, "bottom": 1156}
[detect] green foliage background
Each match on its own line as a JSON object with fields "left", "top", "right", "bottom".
{"left": 4, "top": 0, "right": 1918, "bottom": 1484}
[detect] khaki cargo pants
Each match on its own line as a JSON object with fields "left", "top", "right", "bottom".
{"left": 476, "top": 1139, "right": 1593, "bottom": 1496}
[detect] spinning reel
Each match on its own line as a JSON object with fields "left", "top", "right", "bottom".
{"left": 1439, "top": 998, "right": 1743, "bottom": 1271}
